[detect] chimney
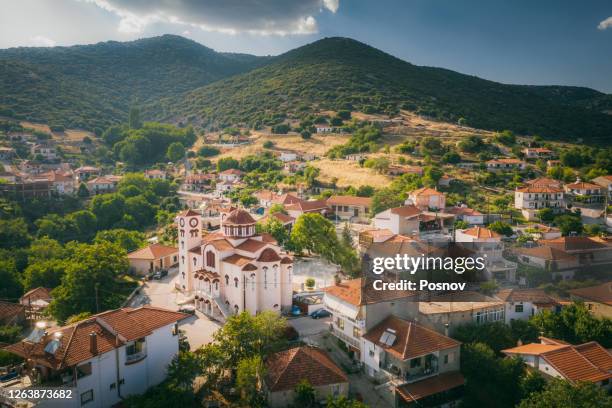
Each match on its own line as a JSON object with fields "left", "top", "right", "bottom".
{"left": 89, "top": 332, "right": 98, "bottom": 355}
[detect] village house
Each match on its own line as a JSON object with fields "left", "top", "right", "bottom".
{"left": 495, "top": 288, "right": 560, "bottom": 323}
{"left": 446, "top": 206, "right": 484, "bottom": 225}
{"left": 314, "top": 124, "right": 337, "bottom": 133}
{"left": 0, "top": 176, "right": 52, "bottom": 200}
{"left": 514, "top": 245, "right": 580, "bottom": 280}
{"left": 486, "top": 158, "right": 527, "bottom": 171}
{"left": 19, "top": 160, "right": 45, "bottom": 174}
{"left": 144, "top": 169, "right": 166, "bottom": 180}
{"left": 361, "top": 316, "right": 465, "bottom": 408}
{"left": 327, "top": 195, "right": 372, "bottom": 223}
{"left": 373, "top": 205, "right": 421, "bottom": 236}
{"left": 406, "top": 187, "right": 446, "bottom": 211}
{"left": 592, "top": 175, "right": 612, "bottom": 199}
{"left": 30, "top": 143, "right": 58, "bottom": 161}
{"left": 455, "top": 226, "right": 517, "bottom": 281}
{"left": 218, "top": 168, "right": 243, "bottom": 183}
{"left": 176, "top": 208, "right": 293, "bottom": 320}
{"left": 254, "top": 190, "right": 303, "bottom": 208}
{"left": 502, "top": 337, "right": 612, "bottom": 390}
{"left": 526, "top": 177, "right": 562, "bottom": 188}
{"left": 86, "top": 175, "right": 122, "bottom": 195}
{"left": 387, "top": 165, "right": 423, "bottom": 177}
{"left": 568, "top": 281, "right": 612, "bottom": 319}
{"left": 19, "top": 287, "right": 53, "bottom": 315}
{"left": 345, "top": 153, "right": 368, "bottom": 161}
{"left": 540, "top": 236, "right": 612, "bottom": 267}
{"left": 43, "top": 170, "right": 75, "bottom": 195}
{"left": 418, "top": 292, "right": 505, "bottom": 335}
{"left": 514, "top": 185, "right": 565, "bottom": 221}
{"left": 278, "top": 151, "right": 298, "bottom": 162}
{"left": 323, "top": 278, "right": 417, "bottom": 360}
{"left": 522, "top": 147, "right": 554, "bottom": 159}
{"left": 0, "top": 146, "right": 16, "bottom": 160}
{"left": 283, "top": 160, "right": 306, "bottom": 174}
{"left": 182, "top": 173, "right": 214, "bottom": 193}
{"left": 284, "top": 199, "right": 329, "bottom": 219}
{"left": 564, "top": 180, "right": 604, "bottom": 203}
{"left": 127, "top": 244, "right": 179, "bottom": 276}
{"left": 258, "top": 211, "right": 296, "bottom": 230}
{"left": 264, "top": 346, "right": 349, "bottom": 408}
{"left": 546, "top": 160, "right": 562, "bottom": 168}
{"left": 74, "top": 166, "right": 101, "bottom": 182}
{"left": 4, "top": 306, "right": 188, "bottom": 408}
{"left": 519, "top": 223, "right": 562, "bottom": 241}
{"left": 215, "top": 179, "right": 241, "bottom": 194}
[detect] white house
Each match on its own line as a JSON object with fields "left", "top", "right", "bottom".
{"left": 406, "top": 187, "right": 446, "bottom": 211}
{"left": 218, "top": 168, "right": 243, "bottom": 183}
{"left": 486, "top": 158, "right": 526, "bottom": 171}
{"left": 514, "top": 185, "right": 565, "bottom": 221}
{"left": 30, "top": 144, "right": 58, "bottom": 161}
{"left": 327, "top": 195, "right": 372, "bottom": 223}
{"left": 522, "top": 147, "right": 554, "bottom": 159}
{"left": 144, "top": 169, "right": 166, "bottom": 180}
{"left": 278, "top": 151, "right": 298, "bottom": 162}
{"left": 5, "top": 306, "right": 188, "bottom": 408}
{"left": 446, "top": 206, "right": 484, "bottom": 225}
{"left": 495, "top": 288, "right": 560, "bottom": 323}
{"left": 176, "top": 208, "right": 293, "bottom": 320}
{"left": 314, "top": 124, "right": 336, "bottom": 133}
{"left": 502, "top": 337, "right": 612, "bottom": 390}
{"left": 564, "top": 181, "right": 604, "bottom": 204}
{"left": 373, "top": 205, "right": 421, "bottom": 235}
{"left": 456, "top": 227, "right": 517, "bottom": 282}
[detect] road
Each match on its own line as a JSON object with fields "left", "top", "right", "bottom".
{"left": 129, "top": 268, "right": 221, "bottom": 349}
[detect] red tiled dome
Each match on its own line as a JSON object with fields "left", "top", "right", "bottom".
{"left": 257, "top": 248, "right": 281, "bottom": 262}
{"left": 224, "top": 209, "right": 256, "bottom": 225}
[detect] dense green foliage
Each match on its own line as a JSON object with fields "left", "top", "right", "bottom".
{"left": 0, "top": 35, "right": 268, "bottom": 131}
{"left": 155, "top": 37, "right": 612, "bottom": 142}
{"left": 518, "top": 379, "right": 612, "bottom": 408}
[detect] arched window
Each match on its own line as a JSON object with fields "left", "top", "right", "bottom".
{"left": 273, "top": 265, "right": 278, "bottom": 288}
{"left": 234, "top": 277, "right": 239, "bottom": 288}
{"left": 234, "top": 305, "right": 239, "bottom": 314}
{"left": 263, "top": 266, "right": 268, "bottom": 289}
{"left": 225, "top": 275, "right": 229, "bottom": 285}
{"left": 206, "top": 251, "right": 215, "bottom": 268}
{"left": 214, "top": 280, "right": 219, "bottom": 291}
{"left": 193, "top": 257, "right": 197, "bottom": 266}
{"left": 181, "top": 255, "right": 185, "bottom": 265}
{"left": 181, "top": 241, "right": 184, "bottom": 249}
{"left": 251, "top": 273, "right": 256, "bottom": 291}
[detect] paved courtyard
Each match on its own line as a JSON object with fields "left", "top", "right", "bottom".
{"left": 129, "top": 269, "right": 220, "bottom": 349}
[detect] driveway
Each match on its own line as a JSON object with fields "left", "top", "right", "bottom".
{"left": 129, "top": 269, "right": 221, "bottom": 349}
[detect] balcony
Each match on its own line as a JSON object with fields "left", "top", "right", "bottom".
{"left": 330, "top": 326, "right": 361, "bottom": 349}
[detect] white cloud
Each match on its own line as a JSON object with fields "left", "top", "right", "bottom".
{"left": 82, "top": 0, "right": 340, "bottom": 35}
{"left": 30, "top": 35, "right": 56, "bottom": 47}
{"left": 598, "top": 16, "right": 612, "bottom": 30}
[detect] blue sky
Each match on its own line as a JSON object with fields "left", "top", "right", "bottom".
{"left": 1, "top": 0, "right": 611, "bottom": 92}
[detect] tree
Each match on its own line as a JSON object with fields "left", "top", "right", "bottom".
{"left": 0, "top": 259, "right": 23, "bottom": 300}
{"left": 454, "top": 322, "right": 515, "bottom": 354}
{"left": 217, "top": 157, "right": 240, "bottom": 172}
{"left": 537, "top": 208, "right": 555, "bottom": 223}
{"left": 294, "top": 379, "right": 316, "bottom": 408}
{"left": 166, "top": 142, "right": 185, "bottom": 162}
{"left": 236, "top": 355, "right": 266, "bottom": 407}
{"left": 272, "top": 124, "right": 290, "bottom": 134}
{"left": 65, "top": 312, "right": 92, "bottom": 324}
{"left": 94, "top": 229, "right": 146, "bottom": 252}
{"left": 197, "top": 146, "right": 220, "bottom": 157}
{"left": 77, "top": 182, "right": 89, "bottom": 197}
{"left": 22, "top": 259, "right": 67, "bottom": 290}
{"left": 128, "top": 106, "right": 142, "bottom": 130}
{"left": 423, "top": 166, "right": 443, "bottom": 186}
{"left": 442, "top": 151, "right": 461, "bottom": 164}
{"left": 554, "top": 214, "right": 583, "bottom": 236}
{"left": 48, "top": 241, "right": 128, "bottom": 322}
{"left": 0, "top": 325, "right": 22, "bottom": 344}
{"left": 91, "top": 193, "right": 126, "bottom": 230}
{"left": 0, "top": 218, "right": 31, "bottom": 249}
{"left": 370, "top": 187, "right": 404, "bottom": 215}
{"left": 67, "top": 210, "right": 98, "bottom": 242}
{"left": 166, "top": 351, "right": 203, "bottom": 392}
{"left": 301, "top": 130, "right": 312, "bottom": 139}
{"left": 518, "top": 379, "right": 612, "bottom": 408}
{"left": 256, "top": 217, "right": 291, "bottom": 249}
{"left": 530, "top": 302, "right": 612, "bottom": 347}
{"left": 488, "top": 221, "right": 513, "bottom": 237}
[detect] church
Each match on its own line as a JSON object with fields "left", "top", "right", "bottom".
{"left": 176, "top": 208, "right": 293, "bottom": 321}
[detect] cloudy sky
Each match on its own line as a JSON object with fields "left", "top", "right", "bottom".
{"left": 1, "top": 0, "right": 611, "bottom": 92}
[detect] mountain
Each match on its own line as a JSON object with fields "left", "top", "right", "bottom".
{"left": 0, "top": 35, "right": 269, "bottom": 131}
{"left": 153, "top": 37, "right": 612, "bottom": 143}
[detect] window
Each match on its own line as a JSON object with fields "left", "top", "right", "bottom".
{"left": 126, "top": 338, "right": 146, "bottom": 363}
{"left": 369, "top": 349, "right": 375, "bottom": 357}
{"left": 234, "top": 277, "right": 239, "bottom": 288}
{"left": 515, "top": 304, "right": 524, "bottom": 313}
{"left": 353, "top": 326, "right": 360, "bottom": 338}
{"left": 410, "top": 357, "right": 421, "bottom": 368}
{"left": 109, "top": 383, "right": 116, "bottom": 390}
{"left": 225, "top": 275, "right": 229, "bottom": 285}
{"left": 444, "top": 355, "right": 448, "bottom": 364}
{"left": 336, "top": 318, "right": 344, "bottom": 330}
{"left": 206, "top": 251, "right": 215, "bottom": 268}
{"left": 172, "top": 323, "right": 179, "bottom": 336}
{"left": 80, "top": 390, "right": 94, "bottom": 406}
{"left": 76, "top": 362, "right": 92, "bottom": 379}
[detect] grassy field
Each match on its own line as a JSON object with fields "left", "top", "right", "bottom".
{"left": 312, "top": 158, "right": 391, "bottom": 188}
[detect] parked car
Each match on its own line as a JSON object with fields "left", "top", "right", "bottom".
{"left": 152, "top": 272, "right": 162, "bottom": 280}
{"left": 178, "top": 305, "right": 196, "bottom": 315}
{"left": 310, "top": 309, "right": 331, "bottom": 319}
{"left": 159, "top": 269, "right": 169, "bottom": 278}
{"left": 291, "top": 305, "right": 302, "bottom": 316}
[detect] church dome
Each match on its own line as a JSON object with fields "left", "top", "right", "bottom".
{"left": 223, "top": 209, "right": 256, "bottom": 226}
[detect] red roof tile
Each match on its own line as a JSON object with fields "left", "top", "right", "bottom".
{"left": 265, "top": 346, "right": 348, "bottom": 392}
{"left": 396, "top": 371, "right": 464, "bottom": 402}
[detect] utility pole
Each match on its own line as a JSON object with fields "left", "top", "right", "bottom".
{"left": 95, "top": 283, "right": 100, "bottom": 313}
